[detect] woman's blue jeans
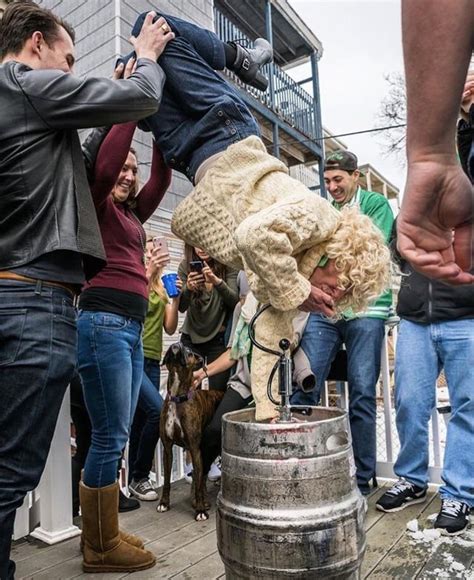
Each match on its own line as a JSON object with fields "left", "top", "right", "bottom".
{"left": 77, "top": 311, "right": 143, "bottom": 488}
{"left": 129, "top": 357, "right": 164, "bottom": 482}
{"left": 394, "top": 319, "right": 474, "bottom": 506}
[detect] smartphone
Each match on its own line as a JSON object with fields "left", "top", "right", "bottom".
{"left": 153, "top": 236, "right": 169, "bottom": 255}
{"left": 189, "top": 260, "right": 204, "bottom": 273}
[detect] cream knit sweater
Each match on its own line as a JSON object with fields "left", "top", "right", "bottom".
{"left": 172, "top": 136, "right": 341, "bottom": 420}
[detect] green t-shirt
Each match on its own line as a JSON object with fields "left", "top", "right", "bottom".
{"left": 333, "top": 187, "right": 394, "bottom": 320}
{"left": 142, "top": 291, "right": 168, "bottom": 361}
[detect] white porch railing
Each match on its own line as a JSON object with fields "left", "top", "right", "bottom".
{"left": 13, "top": 320, "right": 448, "bottom": 542}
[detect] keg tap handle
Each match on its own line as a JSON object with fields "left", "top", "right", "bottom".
{"left": 248, "top": 305, "right": 293, "bottom": 422}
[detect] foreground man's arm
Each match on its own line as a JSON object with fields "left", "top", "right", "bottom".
{"left": 14, "top": 12, "right": 173, "bottom": 129}
{"left": 398, "top": 0, "right": 474, "bottom": 284}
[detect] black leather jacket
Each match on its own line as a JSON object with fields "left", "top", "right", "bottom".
{"left": 0, "top": 58, "right": 165, "bottom": 279}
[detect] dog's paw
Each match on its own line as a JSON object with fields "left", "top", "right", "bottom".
{"left": 156, "top": 503, "right": 170, "bottom": 513}
{"left": 195, "top": 511, "right": 209, "bottom": 521}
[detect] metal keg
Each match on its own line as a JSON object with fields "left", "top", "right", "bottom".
{"left": 217, "top": 407, "right": 366, "bottom": 579}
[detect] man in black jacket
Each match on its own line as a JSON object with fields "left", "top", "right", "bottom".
{"left": 0, "top": 3, "right": 172, "bottom": 577}
{"left": 377, "top": 206, "right": 473, "bottom": 532}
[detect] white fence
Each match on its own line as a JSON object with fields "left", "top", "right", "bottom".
{"left": 13, "top": 319, "right": 448, "bottom": 543}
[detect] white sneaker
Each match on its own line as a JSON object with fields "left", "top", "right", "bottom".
{"left": 129, "top": 478, "right": 158, "bottom": 501}
{"left": 208, "top": 458, "right": 221, "bottom": 482}
{"left": 184, "top": 462, "right": 193, "bottom": 484}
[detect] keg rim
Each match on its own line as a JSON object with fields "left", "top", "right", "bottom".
{"left": 223, "top": 405, "right": 347, "bottom": 428}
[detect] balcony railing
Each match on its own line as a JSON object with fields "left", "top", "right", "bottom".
{"left": 214, "top": 8, "right": 319, "bottom": 141}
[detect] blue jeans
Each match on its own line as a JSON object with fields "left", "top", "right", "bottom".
{"left": 0, "top": 281, "right": 76, "bottom": 580}
{"left": 129, "top": 357, "right": 163, "bottom": 482}
{"left": 129, "top": 12, "right": 259, "bottom": 182}
{"left": 394, "top": 319, "right": 474, "bottom": 506}
{"left": 77, "top": 311, "right": 143, "bottom": 488}
{"left": 291, "top": 314, "right": 385, "bottom": 489}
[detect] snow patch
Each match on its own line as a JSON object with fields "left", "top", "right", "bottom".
{"left": 451, "top": 561, "right": 465, "bottom": 572}
{"left": 408, "top": 528, "right": 441, "bottom": 542}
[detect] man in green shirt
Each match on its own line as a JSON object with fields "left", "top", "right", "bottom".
{"left": 291, "top": 150, "right": 394, "bottom": 495}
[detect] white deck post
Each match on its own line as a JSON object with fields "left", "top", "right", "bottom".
{"left": 12, "top": 495, "right": 31, "bottom": 541}
{"left": 381, "top": 325, "right": 394, "bottom": 463}
{"left": 30, "top": 388, "right": 81, "bottom": 544}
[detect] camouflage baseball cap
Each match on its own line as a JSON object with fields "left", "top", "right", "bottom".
{"left": 324, "top": 150, "right": 359, "bottom": 173}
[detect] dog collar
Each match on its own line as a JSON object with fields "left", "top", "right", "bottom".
{"left": 169, "top": 392, "right": 194, "bottom": 404}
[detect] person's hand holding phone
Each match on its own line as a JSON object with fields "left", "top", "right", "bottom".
{"left": 202, "top": 261, "right": 222, "bottom": 286}
{"left": 186, "top": 271, "right": 205, "bottom": 292}
{"left": 147, "top": 246, "right": 170, "bottom": 279}
{"left": 187, "top": 261, "right": 205, "bottom": 292}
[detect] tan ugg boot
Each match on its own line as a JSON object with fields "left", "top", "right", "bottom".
{"left": 79, "top": 470, "right": 143, "bottom": 550}
{"left": 80, "top": 529, "right": 144, "bottom": 552}
{"left": 79, "top": 481, "right": 155, "bottom": 573}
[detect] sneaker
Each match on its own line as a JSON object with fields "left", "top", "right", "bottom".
{"left": 208, "top": 458, "right": 221, "bottom": 482}
{"left": 376, "top": 479, "right": 427, "bottom": 512}
{"left": 184, "top": 462, "right": 193, "bottom": 484}
{"left": 434, "top": 498, "right": 470, "bottom": 536}
{"left": 129, "top": 478, "right": 159, "bottom": 501}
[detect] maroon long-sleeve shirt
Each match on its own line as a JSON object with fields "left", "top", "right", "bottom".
{"left": 80, "top": 123, "right": 171, "bottom": 313}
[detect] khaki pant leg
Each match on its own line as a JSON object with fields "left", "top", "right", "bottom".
{"left": 251, "top": 307, "right": 296, "bottom": 421}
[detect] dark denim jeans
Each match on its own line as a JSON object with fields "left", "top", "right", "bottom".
{"left": 129, "top": 357, "right": 164, "bottom": 482}
{"left": 291, "top": 314, "right": 385, "bottom": 490}
{"left": 180, "top": 332, "right": 230, "bottom": 391}
{"left": 201, "top": 388, "right": 252, "bottom": 476}
{"left": 0, "top": 281, "right": 76, "bottom": 580}
{"left": 128, "top": 12, "right": 259, "bottom": 182}
{"left": 77, "top": 311, "right": 143, "bottom": 488}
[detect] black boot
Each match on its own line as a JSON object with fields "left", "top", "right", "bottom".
{"left": 228, "top": 38, "right": 273, "bottom": 91}
{"left": 71, "top": 458, "right": 82, "bottom": 517}
{"left": 118, "top": 489, "right": 140, "bottom": 513}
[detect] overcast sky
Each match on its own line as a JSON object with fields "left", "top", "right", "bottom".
{"left": 288, "top": 0, "right": 405, "bottom": 194}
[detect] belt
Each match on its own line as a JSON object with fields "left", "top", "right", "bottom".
{"left": 0, "top": 271, "right": 79, "bottom": 298}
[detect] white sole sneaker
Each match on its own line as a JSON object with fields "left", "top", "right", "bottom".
{"left": 376, "top": 495, "right": 427, "bottom": 513}
{"left": 128, "top": 481, "right": 159, "bottom": 501}
{"left": 208, "top": 462, "right": 221, "bottom": 482}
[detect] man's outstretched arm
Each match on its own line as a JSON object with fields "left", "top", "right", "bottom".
{"left": 398, "top": 0, "right": 474, "bottom": 284}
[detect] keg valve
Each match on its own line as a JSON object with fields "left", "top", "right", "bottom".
{"left": 248, "top": 305, "right": 294, "bottom": 422}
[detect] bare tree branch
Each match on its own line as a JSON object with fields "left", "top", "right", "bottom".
{"left": 374, "top": 72, "right": 407, "bottom": 166}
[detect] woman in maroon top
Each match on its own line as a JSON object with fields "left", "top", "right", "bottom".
{"left": 77, "top": 113, "right": 171, "bottom": 571}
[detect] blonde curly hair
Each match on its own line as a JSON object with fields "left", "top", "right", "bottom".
{"left": 322, "top": 205, "right": 392, "bottom": 315}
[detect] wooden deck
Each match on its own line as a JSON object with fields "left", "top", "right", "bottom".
{"left": 13, "top": 481, "right": 473, "bottom": 579}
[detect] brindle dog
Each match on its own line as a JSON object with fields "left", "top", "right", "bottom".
{"left": 157, "top": 343, "right": 224, "bottom": 521}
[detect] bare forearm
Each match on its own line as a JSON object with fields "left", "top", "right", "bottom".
{"left": 164, "top": 301, "right": 180, "bottom": 335}
{"left": 402, "top": 0, "right": 474, "bottom": 160}
{"left": 206, "top": 349, "right": 235, "bottom": 377}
